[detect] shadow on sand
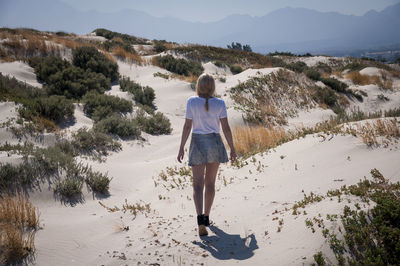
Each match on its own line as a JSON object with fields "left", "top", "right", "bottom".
{"left": 193, "top": 225, "right": 258, "bottom": 260}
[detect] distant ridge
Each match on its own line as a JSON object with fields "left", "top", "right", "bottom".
{"left": 1, "top": 0, "right": 400, "bottom": 55}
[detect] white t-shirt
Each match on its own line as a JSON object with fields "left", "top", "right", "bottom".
{"left": 185, "top": 96, "right": 227, "bottom": 134}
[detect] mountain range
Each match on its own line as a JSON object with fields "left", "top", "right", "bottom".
{"left": 1, "top": 0, "right": 400, "bottom": 55}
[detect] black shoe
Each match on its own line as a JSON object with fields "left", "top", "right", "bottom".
{"left": 197, "top": 214, "right": 205, "bottom": 226}
{"left": 203, "top": 215, "right": 210, "bottom": 226}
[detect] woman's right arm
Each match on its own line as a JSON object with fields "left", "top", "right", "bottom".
{"left": 220, "top": 117, "right": 237, "bottom": 163}
{"left": 177, "top": 118, "right": 192, "bottom": 163}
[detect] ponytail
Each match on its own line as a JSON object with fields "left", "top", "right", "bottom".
{"left": 205, "top": 97, "right": 209, "bottom": 111}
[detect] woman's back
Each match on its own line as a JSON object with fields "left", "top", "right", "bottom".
{"left": 185, "top": 96, "right": 227, "bottom": 134}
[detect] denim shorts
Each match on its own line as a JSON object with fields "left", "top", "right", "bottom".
{"left": 188, "top": 133, "right": 229, "bottom": 166}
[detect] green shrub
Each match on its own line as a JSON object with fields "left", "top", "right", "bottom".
{"left": 230, "top": 64, "right": 243, "bottom": 74}
{"left": 384, "top": 107, "right": 400, "bottom": 117}
{"left": 82, "top": 91, "right": 132, "bottom": 121}
{"left": 19, "top": 95, "right": 75, "bottom": 123}
{"left": 313, "top": 251, "right": 325, "bottom": 266}
{"left": 315, "top": 62, "right": 332, "bottom": 74}
{"left": 119, "top": 77, "right": 155, "bottom": 107}
{"left": 72, "top": 127, "right": 121, "bottom": 158}
{"left": 85, "top": 170, "right": 111, "bottom": 193}
{"left": 320, "top": 77, "right": 348, "bottom": 93}
{"left": 134, "top": 109, "right": 172, "bottom": 135}
{"left": 268, "top": 51, "right": 296, "bottom": 56}
{"left": 337, "top": 170, "right": 400, "bottom": 265}
{"left": 213, "top": 60, "right": 225, "bottom": 67}
{"left": 47, "top": 66, "right": 109, "bottom": 98}
{"left": 0, "top": 73, "right": 44, "bottom": 102}
{"left": 0, "top": 163, "right": 38, "bottom": 190}
{"left": 72, "top": 46, "right": 119, "bottom": 82}
{"left": 32, "top": 146, "right": 74, "bottom": 174}
{"left": 94, "top": 28, "right": 146, "bottom": 45}
{"left": 94, "top": 115, "right": 141, "bottom": 139}
{"left": 54, "top": 178, "right": 83, "bottom": 198}
{"left": 28, "top": 56, "right": 70, "bottom": 83}
{"left": 154, "top": 40, "right": 167, "bottom": 53}
{"left": 305, "top": 69, "right": 321, "bottom": 81}
{"left": 312, "top": 87, "right": 337, "bottom": 107}
{"left": 153, "top": 55, "right": 204, "bottom": 77}
{"left": 286, "top": 61, "right": 308, "bottom": 73}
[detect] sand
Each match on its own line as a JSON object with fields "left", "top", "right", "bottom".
{"left": 0, "top": 55, "right": 400, "bottom": 265}
{"left": 0, "top": 61, "right": 43, "bottom": 88}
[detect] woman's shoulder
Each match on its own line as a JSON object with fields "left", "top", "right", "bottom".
{"left": 210, "top": 97, "right": 226, "bottom": 105}
{"left": 187, "top": 95, "right": 199, "bottom": 102}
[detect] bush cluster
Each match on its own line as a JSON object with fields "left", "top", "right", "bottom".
{"left": 94, "top": 115, "right": 141, "bottom": 139}
{"left": 154, "top": 40, "right": 167, "bottom": 53}
{"left": 134, "top": 109, "right": 172, "bottom": 135}
{"left": 286, "top": 61, "right": 308, "bottom": 73}
{"left": 227, "top": 42, "right": 252, "bottom": 52}
{"left": 319, "top": 77, "right": 348, "bottom": 93}
{"left": 94, "top": 28, "right": 146, "bottom": 45}
{"left": 0, "top": 73, "right": 44, "bottom": 102}
{"left": 153, "top": 55, "right": 204, "bottom": 77}
{"left": 173, "top": 45, "right": 285, "bottom": 68}
{"left": 82, "top": 91, "right": 133, "bottom": 121}
{"left": 119, "top": 77, "right": 155, "bottom": 107}
{"left": 29, "top": 55, "right": 111, "bottom": 99}
{"left": 72, "top": 46, "right": 118, "bottom": 82}
{"left": 71, "top": 127, "right": 122, "bottom": 159}
{"left": 47, "top": 66, "right": 109, "bottom": 98}
{"left": 19, "top": 95, "right": 75, "bottom": 123}
{"left": 28, "top": 56, "right": 70, "bottom": 83}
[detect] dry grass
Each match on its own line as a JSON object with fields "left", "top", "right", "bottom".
{"left": 0, "top": 192, "right": 39, "bottom": 263}
{"left": 332, "top": 71, "right": 343, "bottom": 78}
{"left": 232, "top": 126, "right": 288, "bottom": 156}
{"left": 346, "top": 71, "right": 375, "bottom": 85}
{"left": 346, "top": 71, "right": 393, "bottom": 90}
{"left": 171, "top": 73, "right": 198, "bottom": 83}
{"left": 99, "top": 199, "right": 151, "bottom": 218}
{"left": 356, "top": 119, "right": 400, "bottom": 146}
{"left": 111, "top": 46, "right": 142, "bottom": 64}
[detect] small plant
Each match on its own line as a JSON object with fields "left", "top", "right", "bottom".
{"left": 230, "top": 64, "right": 243, "bottom": 74}
{"left": 85, "top": 170, "right": 112, "bottom": 193}
{"left": 313, "top": 251, "right": 325, "bottom": 266}
{"left": 54, "top": 178, "right": 83, "bottom": 198}
{"left": 153, "top": 72, "right": 169, "bottom": 79}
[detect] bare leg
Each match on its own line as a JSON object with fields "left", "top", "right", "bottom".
{"left": 192, "top": 164, "right": 206, "bottom": 215}
{"left": 204, "top": 162, "right": 219, "bottom": 216}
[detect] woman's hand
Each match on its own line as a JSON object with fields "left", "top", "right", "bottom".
{"left": 177, "top": 147, "right": 184, "bottom": 163}
{"left": 230, "top": 149, "right": 237, "bottom": 163}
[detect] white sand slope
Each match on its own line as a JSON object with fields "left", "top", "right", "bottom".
{"left": 1, "top": 54, "right": 400, "bottom": 265}
{"left": 0, "top": 61, "right": 42, "bottom": 88}
{"left": 30, "top": 128, "right": 400, "bottom": 266}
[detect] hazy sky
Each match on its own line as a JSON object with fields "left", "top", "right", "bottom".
{"left": 58, "top": 0, "right": 400, "bottom": 22}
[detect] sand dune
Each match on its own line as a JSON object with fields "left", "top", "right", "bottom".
{"left": 1, "top": 50, "right": 400, "bottom": 265}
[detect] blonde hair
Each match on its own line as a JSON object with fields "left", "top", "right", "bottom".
{"left": 196, "top": 73, "right": 215, "bottom": 111}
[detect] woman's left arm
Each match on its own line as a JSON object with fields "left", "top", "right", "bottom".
{"left": 177, "top": 119, "right": 192, "bottom": 163}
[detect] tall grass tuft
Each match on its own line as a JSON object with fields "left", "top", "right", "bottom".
{"left": 232, "top": 126, "right": 288, "bottom": 156}
{"left": 0, "top": 192, "right": 39, "bottom": 263}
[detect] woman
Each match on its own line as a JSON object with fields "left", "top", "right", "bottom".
{"left": 177, "top": 73, "right": 236, "bottom": 236}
